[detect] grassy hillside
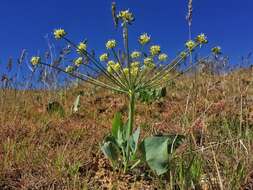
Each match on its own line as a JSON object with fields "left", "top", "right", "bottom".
{"left": 0, "top": 70, "right": 253, "bottom": 189}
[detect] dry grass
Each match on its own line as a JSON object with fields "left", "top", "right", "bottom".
{"left": 0, "top": 69, "right": 253, "bottom": 189}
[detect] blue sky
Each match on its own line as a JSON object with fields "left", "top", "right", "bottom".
{"left": 0, "top": 0, "right": 253, "bottom": 73}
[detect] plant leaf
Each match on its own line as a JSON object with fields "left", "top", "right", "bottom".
{"left": 101, "top": 139, "right": 119, "bottom": 163}
{"left": 129, "top": 127, "right": 141, "bottom": 154}
{"left": 141, "top": 136, "right": 169, "bottom": 175}
{"left": 111, "top": 112, "right": 123, "bottom": 139}
{"left": 141, "top": 135, "right": 184, "bottom": 175}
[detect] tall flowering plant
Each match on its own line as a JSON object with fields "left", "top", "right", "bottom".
{"left": 30, "top": 6, "right": 210, "bottom": 174}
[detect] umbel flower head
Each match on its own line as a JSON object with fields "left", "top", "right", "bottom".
{"left": 108, "top": 60, "right": 115, "bottom": 66}
{"left": 74, "top": 57, "right": 83, "bottom": 67}
{"left": 139, "top": 33, "right": 150, "bottom": 45}
{"left": 144, "top": 57, "right": 155, "bottom": 68}
{"left": 131, "top": 51, "right": 141, "bottom": 59}
{"left": 150, "top": 45, "right": 161, "bottom": 56}
{"left": 158, "top": 53, "right": 168, "bottom": 62}
{"left": 65, "top": 65, "right": 74, "bottom": 73}
{"left": 54, "top": 29, "right": 66, "bottom": 39}
{"left": 30, "top": 56, "right": 40, "bottom": 66}
{"left": 180, "top": 51, "right": 187, "bottom": 59}
{"left": 130, "top": 66, "right": 138, "bottom": 76}
{"left": 77, "top": 42, "right": 87, "bottom": 54}
{"left": 131, "top": 61, "right": 140, "bottom": 68}
{"left": 107, "top": 61, "right": 120, "bottom": 73}
{"left": 195, "top": 33, "right": 208, "bottom": 44}
{"left": 212, "top": 46, "right": 221, "bottom": 55}
{"left": 117, "top": 10, "right": 134, "bottom": 23}
{"left": 100, "top": 53, "right": 109, "bottom": 62}
{"left": 185, "top": 40, "right": 196, "bottom": 51}
{"left": 106, "top": 39, "right": 117, "bottom": 49}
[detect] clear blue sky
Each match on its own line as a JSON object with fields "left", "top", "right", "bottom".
{"left": 0, "top": 0, "right": 253, "bottom": 72}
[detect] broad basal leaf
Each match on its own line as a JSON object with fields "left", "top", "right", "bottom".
{"left": 141, "top": 135, "right": 184, "bottom": 175}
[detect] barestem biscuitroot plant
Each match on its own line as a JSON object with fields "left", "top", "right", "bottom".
{"left": 30, "top": 4, "right": 212, "bottom": 174}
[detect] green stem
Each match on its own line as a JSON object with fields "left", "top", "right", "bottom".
{"left": 124, "top": 90, "right": 135, "bottom": 172}
{"left": 127, "top": 91, "right": 135, "bottom": 138}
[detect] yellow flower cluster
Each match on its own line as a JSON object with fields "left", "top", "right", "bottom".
{"left": 106, "top": 40, "right": 116, "bottom": 49}
{"left": 74, "top": 57, "right": 83, "bottom": 67}
{"left": 118, "top": 10, "right": 134, "bottom": 23}
{"left": 130, "top": 51, "right": 141, "bottom": 59}
{"left": 108, "top": 60, "right": 115, "bottom": 66}
{"left": 144, "top": 57, "right": 155, "bottom": 68}
{"left": 30, "top": 56, "right": 40, "bottom": 66}
{"left": 123, "top": 68, "right": 129, "bottom": 75}
{"left": 150, "top": 45, "right": 161, "bottom": 56}
{"left": 180, "top": 51, "right": 187, "bottom": 59}
{"left": 162, "top": 74, "right": 170, "bottom": 81}
{"left": 211, "top": 46, "right": 221, "bottom": 55}
{"left": 107, "top": 61, "right": 120, "bottom": 73}
{"left": 131, "top": 61, "right": 140, "bottom": 68}
{"left": 158, "top": 53, "right": 168, "bottom": 62}
{"left": 65, "top": 65, "right": 74, "bottom": 73}
{"left": 122, "top": 62, "right": 140, "bottom": 77}
{"left": 130, "top": 67, "right": 139, "bottom": 76}
{"left": 99, "top": 53, "right": 109, "bottom": 62}
{"left": 185, "top": 40, "right": 196, "bottom": 51}
{"left": 139, "top": 33, "right": 150, "bottom": 45}
{"left": 195, "top": 33, "right": 208, "bottom": 44}
{"left": 123, "top": 67, "right": 139, "bottom": 76}
{"left": 77, "top": 42, "right": 87, "bottom": 54}
{"left": 54, "top": 29, "right": 66, "bottom": 39}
